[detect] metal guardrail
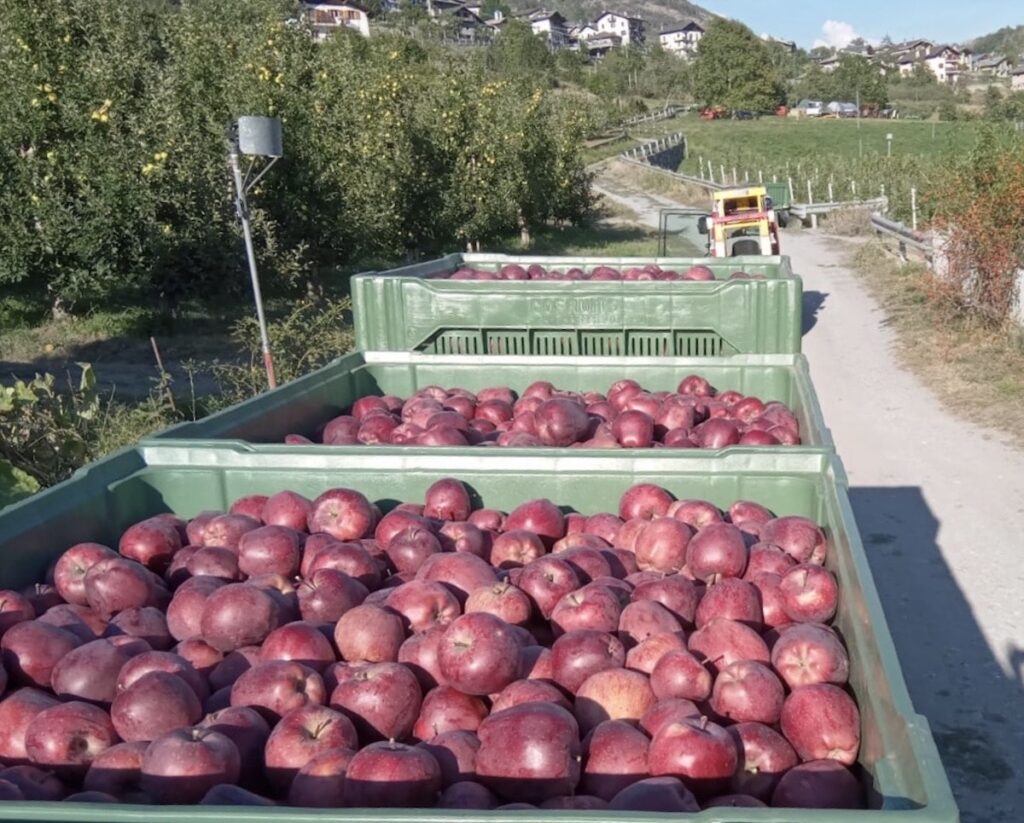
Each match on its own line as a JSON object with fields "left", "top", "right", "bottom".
{"left": 870, "top": 212, "right": 933, "bottom": 261}
{"left": 620, "top": 133, "right": 686, "bottom": 162}
{"left": 621, "top": 106, "right": 682, "bottom": 127}
{"left": 618, "top": 156, "right": 723, "bottom": 190}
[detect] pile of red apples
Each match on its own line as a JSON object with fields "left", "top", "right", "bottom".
{"left": 0, "top": 478, "right": 863, "bottom": 811}
{"left": 445, "top": 264, "right": 763, "bottom": 281}
{"left": 288, "top": 376, "right": 801, "bottom": 449}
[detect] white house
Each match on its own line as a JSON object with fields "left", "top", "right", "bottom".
{"left": 1013, "top": 67, "right": 1024, "bottom": 91}
{"left": 924, "top": 44, "right": 969, "bottom": 84}
{"left": 594, "top": 11, "right": 645, "bottom": 47}
{"left": 570, "top": 22, "right": 599, "bottom": 41}
{"left": 658, "top": 21, "right": 703, "bottom": 57}
{"left": 303, "top": 0, "right": 370, "bottom": 39}
{"left": 526, "top": 9, "right": 571, "bottom": 48}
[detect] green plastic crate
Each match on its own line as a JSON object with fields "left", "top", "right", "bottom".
{"left": 350, "top": 254, "right": 803, "bottom": 355}
{"left": 147, "top": 352, "right": 832, "bottom": 454}
{"left": 0, "top": 446, "right": 956, "bottom": 821}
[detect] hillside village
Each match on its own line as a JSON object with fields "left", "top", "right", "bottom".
{"left": 302, "top": 0, "right": 1023, "bottom": 90}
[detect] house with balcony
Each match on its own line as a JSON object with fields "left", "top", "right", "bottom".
{"left": 924, "top": 44, "right": 970, "bottom": 84}
{"left": 1012, "top": 67, "right": 1024, "bottom": 91}
{"left": 526, "top": 9, "right": 572, "bottom": 48}
{"left": 658, "top": 21, "right": 704, "bottom": 57}
{"left": 593, "top": 11, "right": 645, "bottom": 47}
{"left": 303, "top": 0, "right": 370, "bottom": 39}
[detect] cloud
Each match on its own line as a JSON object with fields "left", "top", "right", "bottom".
{"left": 813, "top": 20, "right": 863, "bottom": 49}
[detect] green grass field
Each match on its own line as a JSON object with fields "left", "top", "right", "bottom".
{"left": 675, "top": 115, "right": 1021, "bottom": 221}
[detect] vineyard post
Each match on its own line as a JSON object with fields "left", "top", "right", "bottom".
{"left": 733, "top": 166, "right": 738, "bottom": 184}
{"left": 807, "top": 180, "right": 817, "bottom": 229}
{"left": 911, "top": 187, "right": 918, "bottom": 231}
{"left": 828, "top": 181, "right": 834, "bottom": 202}
{"left": 788, "top": 176, "right": 795, "bottom": 202}
{"left": 758, "top": 170, "right": 763, "bottom": 184}
{"left": 851, "top": 179, "right": 857, "bottom": 197}
{"left": 720, "top": 164, "right": 726, "bottom": 181}
{"left": 880, "top": 183, "right": 886, "bottom": 213}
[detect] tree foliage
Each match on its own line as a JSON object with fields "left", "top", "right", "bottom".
{"left": 792, "top": 55, "right": 887, "bottom": 107}
{"left": 691, "top": 20, "right": 784, "bottom": 112}
{"left": 0, "top": 0, "right": 592, "bottom": 317}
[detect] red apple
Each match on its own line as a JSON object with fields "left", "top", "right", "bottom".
{"left": 230, "top": 660, "right": 326, "bottom": 721}
{"left": 85, "top": 557, "right": 165, "bottom": 620}
{"left": 579, "top": 719, "right": 650, "bottom": 800}
{"left": 771, "top": 759, "right": 864, "bottom": 808}
{"left": 761, "top": 516, "right": 828, "bottom": 565}
{"left": 330, "top": 662, "right": 421, "bottom": 742}
{"left": 260, "top": 621, "right": 336, "bottom": 671}
{"left": 635, "top": 518, "right": 693, "bottom": 573}
{"left": 639, "top": 698, "right": 700, "bottom": 738}
{"left": 24, "top": 701, "right": 117, "bottom": 777}
{"left": 200, "top": 583, "right": 281, "bottom": 652}
{"left": 550, "top": 629, "right": 626, "bottom": 694}
{"left": 202, "top": 514, "right": 260, "bottom": 551}
{"left": 82, "top": 740, "right": 147, "bottom": 796}
{"left": 574, "top": 667, "right": 656, "bottom": 733}
{"left": 1, "top": 620, "right": 80, "bottom": 688}
{"left": 345, "top": 741, "right": 441, "bottom": 807}
{"left": 287, "top": 747, "right": 354, "bottom": 807}
{"left": 237, "top": 526, "right": 302, "bottom": 578}
{"left": 386, "top": 528, "right": 442, "bottom": 575}
{"left": 491, "top": 679, "right": 570, "bottom": 714}
{"left": 166, "top": 576, "right": 225, "bottom": 642}
{"left": 516, "top": 556, "right": 580, "bottom": 619}
{"left": 437, "top": 613, "right": 519, "bottom": 696}
{"left": 199, "top": 705, "right": 271, "bottom": 786}
{"left": 504, "top": 499, "right": 565, "bottom": 547}
{"left": 436, "top": 780, "right": 496, "bottom": 809}
{"left": 771, "top": 622, "right": 850, "bottom": 688}
{"left": 423, "top": 479, "right": 472, "bottom": 522}
{"left": 0, "top": 688, "right": 61, "bottom": 764}
{"left": 416, "top": 553, "right": 498, "bottom": 604}
{"left": 334, "top": 604, "right": 405, "bottom": 663}
{"left": 727, "top": 721, "right": 798, "bottom": 801}
{"left": 118, "top": 517, "right": 183, "bottom": 572}
{"left": 416, "top": 729, "right": 479, "bottom": 787}
{"left": 631, "top": 575, "right": 702, "bottom": 628}
{"left": 688, "top": 618, "right": 769, "bottom": 673}
{"left": 105, "top": 606, "right": 172, "bottom": 650}
{"left": 710, "top": 660, "right": 784, "bottom": 724}
{"left": 780, "top": 684, "right": 860, "bottom": 765}
{"left": 297, "top": 569, "right": 367, "bottom": 624}
{"left": 475, "top": 703, "right": 580, "bottom": 804}
{"left": 625, "top": 633, "right": 689, "bottom": 674}
{"left": 50, "top": 638, "right": 130, "bottom": 704}
{"left": 695, "top": 577, "right": 762, "bottom": 629}
{"left": 111, "top": 671, "right": 202, "bottom": 742}
{"left": 649, "top": 715, "right": 737, "bottom": 799}
{"left": 140, "top": 727, "right": 241, "bottom": 804}
{"left": 261, "top": 491, "right": 312, "bottom": 532}
{"left": 608, "top": 776, "right": 699, "bottom": 811}
{"left": 464, "top": 582, "right": 532, "bottom": 626}
{"left": 619, "top": 484, "right": 674, "bottom": 521}
{"left": 264, "top": 704, "right": 358, "bottom": 794}
{"left": 398, "top": 626, "right": 447, "bottom": 690}
{"left": 0, "top": 764, "right": 65, "bottom": 800}
{"left": 489, "top": 530, "right": 545, "bottom": 569}
{"left": 53, "top": 544, "right": 117, "bottom": 606}
{"left": 687, "top": 523, "right": 748, "bottom": 583}
{"left": 650, "top": 648, "right": 712, "bottom": 702}
{"left": 551, "top": 585, "right": 622, "bottom": 636}
{"left": 744, "top": 543, "right": 797, "bottom": 578}
{"left": 307, "top": 488, "right": 376, "bottom": 541}
{"left": 780, "top": 564, "right": 839, "bottom": 623}
{"left": 618, "top": 600, "right": 683, "bottom": 647}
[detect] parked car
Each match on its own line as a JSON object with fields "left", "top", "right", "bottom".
{"left": 793, "top": 99, "right": 824, "bottom": 117}
{"left": 733, "top": 110, "right": 755, "bottom": 120}
{"left": 826, "top": 101, "right": 859, "bottom": 118}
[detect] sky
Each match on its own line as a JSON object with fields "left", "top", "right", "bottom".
{"left": 699, "top": 0, "right": 1022, "bottom": 49}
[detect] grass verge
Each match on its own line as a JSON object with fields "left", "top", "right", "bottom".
{"left": 852, "top": 243, "right": 1024, "bottom": 447}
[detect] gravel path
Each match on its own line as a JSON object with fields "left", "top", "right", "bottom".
{"left": 596, "top": 165, "right": 1024, "bottom": 821}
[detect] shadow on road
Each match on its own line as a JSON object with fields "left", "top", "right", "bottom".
{"left": 802, "top": 290, "right": 828, "bottom": 334}
{"left": 850, "top": 486, "right": 1022, "bottom": 822}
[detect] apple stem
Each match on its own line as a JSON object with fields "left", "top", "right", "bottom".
{"left": 699, "top": 715, "right": 708, "bottom": 731}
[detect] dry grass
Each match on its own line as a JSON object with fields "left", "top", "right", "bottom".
{"left": 599, "top": 160, "right": 709, "bottom": 207}
{"left": 824, "top": 206, "right": 872, "bottom": 237}
{"left": 852, "top": 242, "right": 1024, "bottom": 447}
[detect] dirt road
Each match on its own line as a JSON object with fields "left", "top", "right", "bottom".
{"left": 597, "top": 165, "right": 1024, "bottom": 821}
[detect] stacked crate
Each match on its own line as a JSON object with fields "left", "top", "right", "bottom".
{"left": 0, "top": 252, "right": 957, "bottom": 821}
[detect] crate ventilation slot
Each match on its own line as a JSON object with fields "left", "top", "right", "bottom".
{"left": 421, "top": 329, "right": 734, "bottom": 357}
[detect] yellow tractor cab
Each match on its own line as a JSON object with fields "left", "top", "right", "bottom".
{"left": 698, "top": 186, "right": 781, "bottom": 256}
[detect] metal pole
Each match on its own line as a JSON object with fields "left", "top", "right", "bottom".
{"left": 229, "top": 143, "right": 277, "bottom": 390}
